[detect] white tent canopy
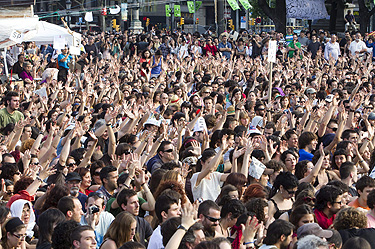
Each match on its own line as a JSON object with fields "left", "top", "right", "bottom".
{"left": 0, "top": 17, "right": 77, "bottom": 49}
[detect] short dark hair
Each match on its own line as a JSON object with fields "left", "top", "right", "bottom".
{"left": 367, "top": 189, "right": 375, "bottom": 209}
{"left": 71, "top": 225, "right": 94, "bottom": 247}
{"left": 356, "top": 175, "right": 375, "bottom": 193}
{"left": 263, "top": 220, "right": 294, "bottom": 245}
{"left": 315, "top": 185, "right": 343, "bottom": 211}
{"left": 197, "top": 200, "right": 220, "bottom": 217}
{"left": 339, "top": 162, "right": 355, "bottom": 179}
{"left": 220, "top": 199, "right": 246, "bottom": 219}
{"left": 157, "top": 141, "right": 173, "bottom": 154}
{"left": 341, "top": 129, "right": 358, "bottom": 140}
{"left": 298, "top": 132, "right": 317, "bottom": 149}
{"left": 99, "top": 166, "right": 117, "bottom": 182}
{"left": 119, "top": 241, "right": 145, "bottom": 249}
{"left": 161, "top": 217, "right": 181, "bottom": 247}
{"left": 180, "top": 223, "right": 205, "bottom": 249}
{"left": 57, "top": 196, "right": 77, "bottom": 216}
{"left": 117, "top": 188, "right": 137, "bottom": 208}
{"left": 155, "top": 190, "right": 181, "bottom": 223}
{"left": 4, "top": 91, "right": 19, "bottom": 107}
{"left": 51, "top": 220, "right": 80, "bottom": 249}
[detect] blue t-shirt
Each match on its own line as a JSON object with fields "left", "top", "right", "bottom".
{"left": 58, "top": 54, "right": 73, "bottom": 69}
{"left": 299, "top": 149, "right": 313, "bottom": 162}
{"left": 218, "top": 42, "right": 232, "bottom": 59}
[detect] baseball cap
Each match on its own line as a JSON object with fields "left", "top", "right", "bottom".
{"left": 65, "top": 172, "right": 82, "bottom": 182}
{"left": 297, "top": 223, "right": 333, "bottom": 239}
{"left": 306, "top": 88, "right": 317, "bottom": 94}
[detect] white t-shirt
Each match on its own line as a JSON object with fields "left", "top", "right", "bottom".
{"left": 349, "top": 40, "right": 367, "bottom": 56}
{"left": 324, "top": 41, "right": 340, "bottom": 61}
{"left": 190, "top": 171, "right": 223, "bottom": 201}
{"left": 147, "top": 225, "right": 163, "bottom": 249}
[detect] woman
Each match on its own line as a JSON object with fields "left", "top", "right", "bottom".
{"left": 244, "top": 198, "right": 269, "bottom": 224}
{"left": 289, "top": 204, "right": 315, "bottom": 231}
{"left": 280, "top": 150, "right": 298, "bottom": 174}
{"left": 75, "top": 168, "right": 93, "bottom": 196}
{"left": 235, "top": 38, "right": 246, "bottom": 58}
{"left": 101, "top": 212, "right": 137, "bottom": 249}
{"left": 19, "top": 62, "right": 34, "bottom": 85}
{"left": 268, "top": 172, "right": 299, "bottom": 222}
{"left": 242, "top": 183, "right": 268, "bottom": 203}
{"left": 150, "top": 50, "right": 163, "bottom": 79}
{"left": 140, "top": 50, "right": 152, "bottom": 78}
{"left": 1, "top": 217, "right": 27, "bottom": 249}
{"left": 226, "top": 88, "right": 243, "bottom": 109}
{"left": 312, "top": 150, "right": 339, "bottom": 189}
{"left": 10, "top": 200, "right": 35, "bottom": 240}
{"left": 36, "top": 209, "right": 65, "bottom": 249}
{"left": 223, "top": 173, "right": 247, "bottom": 198}
{"left": 216, "top": 184, "right": 239, "bottom": 206}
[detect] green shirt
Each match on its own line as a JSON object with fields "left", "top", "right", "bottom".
{"left": 0, "top": 108, "right": 24, "bottom": 132}
{"left": 106, "top": 196, "right": 147, "bottom": 217}
{"left": 288, "top": 41, "right": 302, "bottom": 58}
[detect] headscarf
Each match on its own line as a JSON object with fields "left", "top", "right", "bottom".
{"left": 10, "top": 199, "right": 35, "bottom": 238}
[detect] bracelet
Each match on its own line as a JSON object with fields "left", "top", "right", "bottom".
{"left": 123, "top": 184, "right": 130, "bottom": 189}
{"left": 177, "top": 224, "right": 188, "bottom": 232}
{"left": 244, "top": 241, "right": 255, "bottom": 245}
{"left": 141, "top": 182, "right": 146, "bottom": 187}
{"left": 349, "top": 109, "right": 355, "bottom": 112}
{"left": 36, "top": 176, "right": 43, "bottom": 182}
{"left": 106, "top": 123, "right": 112, "bottom": 127}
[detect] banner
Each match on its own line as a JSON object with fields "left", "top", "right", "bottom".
{"left": 165, "top": 5, "right": 171, "bottom": 17}
{"left": 195, "top": 1, "right": 202, "bottom": 11}
{"left": 187, "top": 1, "right": 195, "bottom": 13}
{"left": 174, "top": 5, "right": 181, "bottom": 17}
{"left": 286, "top": 0, "right": 329, "bottom": 20}
{"left": 121, "top": 3, "right": 128, "bottom": 21}
{"left": 238, "top": 0, "right": 251, "bottom": 10}
{"left": 226, "top": 0, "right": 240, "bottom": 11}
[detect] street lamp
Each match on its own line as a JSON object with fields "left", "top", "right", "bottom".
{"left": 66, "top": 0, "right": 71, "bottom": 27}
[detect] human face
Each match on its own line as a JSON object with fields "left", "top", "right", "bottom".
{"left": 280, "top": 232, "right": 293, "bottom": 249}
{"left": 204, "top": 99, "right": 213, "bottom": 110}
{"left": 22, "top": 127, "right": 32, "bottom": 140}
{"left": 201, "top": 208, "right": 220, "bottom": 233}
{"left": 329, "top": 195, "right": 343, "bottom": 214}
{"left": 228, "top": 190, "right": 239, "bottom": 200}
{"left": 256, "top": 105, "right": 265, "bottom": 116}
{"left": 348, "top": 132, "right": 358, "bottom": 144}
{"left": 193, "top": 230, "right": 206, "bottom": 247}
{"left": 297, "top": 214, "right": 314, "bottom": 228}
{"left": 161, "top": 93, "right": 169, "bottom": 105}
{"left": 21, "top": 204, "right": 30, "bottom": 224}
{"left": 281, "top": 186, "right": 297, "bottom": 200}
{"left": 93, "top": 169, "right": 102, "bottom": 185}
{"left": 87, "top": 196, "right": 104, "bottom": 217}
{"left": 264, "top": 128, "right": 273, "bottom": 137}
{"left": 284, "top": 154, "right": 296, "bottom": 173}
{"left": 105, "top": 171, "right": 118, "bottom": 191}
{"left": 334, "top": 155, "right": 346, "bottom": 169}
{"left": 75, "top": 230, "right": 97, "bottom": 249}
{"left": 9, "top": 96, "right": 20, "bottom": 110}
{"left": 8, "top": 227, "right": 27, "bottom": 248}
{"left": 81, "top": 172, "right": 91, "bottom": 189}
{"left": 287, "top": 134, "right": 299, "bottom": 148}
{"left": 66, "top": 180, "right": 81, "bottom": 196}
{"left": 167, "top": 202, "right": 182, "bottom": 219}
{"left": 259, "top": 174, "right": 269, "bottom": 187}
{"left": 160, "top": 144, "right": 175, "bottom": 162}
{"left": 67, "top": 158, "right": 77, "bottom": 173}
{"left": 72, "top": 199, "right": 84, "bottom": 222}
{"left": 122, "top": 195, "right": 140, "bottom": 216}
{"left": 322, "top": 155, "right": 330, "bottom": 169}
{"left": 359, "top": 186, "right": 375, "bottom": 202}
{"left": 130, "top": 221, "right": 137, "bottom": 241}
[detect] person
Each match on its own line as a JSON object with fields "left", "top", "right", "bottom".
{"left": 51, "top": 220, "right": 80, "bottom": 249}
{"left": 57, "top": 196, "right": 84, "bottom": 222}
{"left": 100, "top": 212, "right": 137, "bottom": 249}
{"left": 314, "top": 185, "right": 343, "bottom": 229}
{"left": 12, "top": 54, "right": 25, "bottom": 77}
{"left": 296, "top": 235, "right": 328, "bottom": 249}
{"left": 348, "top": 176, "right": 375, "bottom": 210}
{"left": 146, "top": 141, "right": 175, "bottom": 174}
{"left": 80, "top": 192, "right": 115, "bottom": 247}
{"left": 367, "top": 189, "right": 375, "bottom": 227}
{"left": 71, "top": 225, "right": 97, "bottom": 249}
{"left": 96, "top": 166, "right": 118, "bottom": 204}
{"left": 217, "top": 199, "right": 246, "bottom": 237}
{"left": 259, "top": 219, "right": 294, "bottom": 249}
{"left": 340, "top": 162, "right": 358, "bottom": 198}
{"left": 9, "top": 199, "right": 35, "bottom": 241}
{"left": 150, "top": 50, "right": 163, "bottom": 79}
{"left": 342, "top": 237, "right": 371, "bottom": 249}
{"left": 298, "top": 132, "right": 318, "bottom": 162}
{"left": 1, "top": 217, "right": 27, "bottom": 249}
{"left": 324, "top": 34, "right": 340, "bottom": 61}
{"left": 65, "top": 172, "right": 88, "bottom": 211}
{"left": 57, "top": 47, "right": 73, "bottom": 83}
{"left": 218, "top": 35, "right": 232, "bottom": 60}
{"left": 288, "top": 34, "right": 301, "bottom": 59}
{"left": 36, "top": 208, "right": 66, "bottom": 249}
{"left": 0, "top": 91, "right": 24, "bottom": 131}
{"left": 349, "top": 32, "right": 368, "bottom": 57}
{"left": 344, "top": 10, "right": 356, "bottom": 31}
{"left": 197, "top": 200, "right": 221, "bottom": 239}
{"left": 18, "top": 62, "right": 34, "bottom": 85}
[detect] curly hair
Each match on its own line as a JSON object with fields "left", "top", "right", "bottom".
{"left": 333, "top": 207, "right": 367, "bottom": 230}
{"left": 153, "top": 180, "right": 188, "bottom": 204}
{"left": 242, "top": 183, "right": 268, "bottom": 203}
{"left": 270, "top": 171, "right": 299, "bottom": 198}
{"left": 20, "top": 139, "right": 35, "bottom": 153}
{"left": 41, "top": 184, "right": 70, "bottom": 212}
{"left": 245, "top": 198, "right": 268, "bottom": 223}
{"left": 51, "top": 220, "right": 80, "bottom": 249}
{"left": 13, "top": 176, "right": 34, "bottom": 194}
{"left": 0, "top": 163, "right": 19, "bottom": 181}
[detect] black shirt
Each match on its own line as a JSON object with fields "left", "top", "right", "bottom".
{"left": 135, "top": 216, "right": 153, "bottom": 246}
{"left": 12, "top": 61, "right": 23, "bottom": 76}
{"left": 307, "top": 41, "right": 321, "bottom": 59}
{"left": 339, "top": 228, "right": 375, "bottom": 249}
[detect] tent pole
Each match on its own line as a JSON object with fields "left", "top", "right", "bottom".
{"left": 3, "top": 48, "right": 8, "bottom": 78}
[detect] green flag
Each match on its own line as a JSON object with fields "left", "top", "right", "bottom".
{"left": 174, "top": 5, "right": 181, "bottom": 17}
{"left": 226, "top": 0, "right": 240, "bottom": 10}
{"left": 238, "top": 0, "right": 251, "bottom": 10}
{"left": 187, "top": 1, "right": 195, "bottom": 13}
{"left": 165, "top": 5, "right": 171, "bottom": 17}
{"left": 195, "top": 1, "right": 202, "bottom": 11}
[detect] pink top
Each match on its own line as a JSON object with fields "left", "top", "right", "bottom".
{"left": 367, "top": 212, "right": 375, "bottom": 228}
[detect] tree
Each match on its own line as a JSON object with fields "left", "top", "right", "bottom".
{"left": 257, "top": 0, "right": 286, "bottom": 34}
{"left": 358, "top": 0, "right": 375, "bottom": 34}
{"left": 248, "top": 0, "right": 268, "bottom": 19}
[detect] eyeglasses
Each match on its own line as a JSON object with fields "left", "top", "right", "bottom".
{"left": 285, "top": 189, "right": 296, "bottom": 195}
{"left": 94, "top": 171, "right": 101, "bottom": 176}
{"left": 88, "top": 191, "right": 104, "bottom": 199}
{"left": 328, "top": 127, "right": 338, "bottom": 131}
{"left": 203, "top": 214, "right": 220, "bottom": 222}
{"left": 163, "top": 149, "right": 174, "bottom": 153}
{"left": 203, "top": 92, "right": 210, "bottom": 94}
{"left": 67, "top": 163, "right": 76, "bottom": 167}
{"left": 124, "top": 149, "right": 133, "bottom": 155}
{"left": 303, "top": 196, "right": 316, "bottom": 203}
{"left": 12, "top": 233, "right": 26, "bottom": 240}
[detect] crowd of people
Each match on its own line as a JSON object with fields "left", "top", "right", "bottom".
{"left": 1, "top": 24, "right": 375, "bottom": 249}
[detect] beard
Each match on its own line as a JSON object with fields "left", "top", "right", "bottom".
{"left": 70, "top": 187, "right": 79, "bottom": 196}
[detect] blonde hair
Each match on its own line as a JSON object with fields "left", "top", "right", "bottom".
{"left": 103, "top": 212, "right": 137, "bottom": 247}
{"left": 162, "top": 170, "right": 180, "bottom": 183}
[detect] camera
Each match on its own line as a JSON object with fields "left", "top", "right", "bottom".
{"left": 88, "top": 205, "right": 100, "bottom": 214}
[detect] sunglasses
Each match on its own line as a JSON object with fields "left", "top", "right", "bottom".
{"left": 303, "top": 196, "right": 316, "bottom": 203}
{"left": 124, "top": 149, "right": 133, "bottom": 155}
{"left": 88, "top": 191, "right": 104, "bottom": 199}
{"left": 31, "top": 162, "right": 39, "bottom": 165}
{"left": 203, "top": 214, "right": 220, "bottom": 222}
{"left": 67, "top": 163, "right": 76, "bottom": 167}
{"left": 328, "top": 127, "right": 338, "bottom": 131}
{"left": 14, "top": 172, "right": 21, "bottom": 175}
{"left": 12, "top": 233, "right": 26, "bottom": 240}
{"left": 163, "top": 149, "right": 174, "bottom": 153}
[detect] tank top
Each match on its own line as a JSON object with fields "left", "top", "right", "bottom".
{"left": 151, "top": 55, "right": 162, "bottom": 75}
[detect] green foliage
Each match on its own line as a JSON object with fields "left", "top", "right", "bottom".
{"left": 249, "top": 0, "right": 268, "bottom": 18}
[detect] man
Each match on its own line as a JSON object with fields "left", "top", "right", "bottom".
{"left": 96, "top": 166, "right": 118, "bottom": 204}
{"left": 81, "top": 192, "right": 115, "bottom": 247}
{"left": 146, "top": 141, "right": 175, "bottom": 174}
{"left": 264, "top": 122, "right": 276, "bottom": 137}
{"left": 57, "top": 196, "right": 84, "bottom": 222}
{"left": 197, "top": 200, "right": 221, "bottom": 239}
{"left": 298, "top": 31, "right": 309, "bottom": 48}
{"left": 340, "top": 162, "right": 358, "bottom": 198}
{"left": 298, "top": 132, "right": 318, "bottom": 162}
{"left": 307, "top": 34, "right": 321, "bottom": 59}
{"left": 349, "top": 32, "right": 368, "bottom": 57}
{"left": 296, "top": 235, "right": 328, "bottom": 249}
{"left": 283, "top": 129, "right": 299, "bottom": 149}
{"left": 318, "top": 119, "right": 338, "bottom": 147}
{"left": 203, "top": 96, "right": 214, "bottom": 115}
{"left": 71, "top": 225, "right": 97, "bottom": 249}
{"left": 324, "top": 34, "right": 340, "bottom": 61}
{"left": 251, "top": 103, "right": 266, "bottom": 129}
{"left": 348, "top": 175, "right": 375, "bottom": 210}
{"left": 339, "top": 31, "right": 351, "bottom": 53}
{"left": 341, "top": 129, "right": 359, "bottom": 144}
{"left": 12, "top": 54, "right": 25, "bottom": 76}
{"left": 65, "top": 172, "right": 87, "bottom": 211}
{"left": 57, "top": 47, "right": 73, "bottom": 83}
{"left": 117, "top": 189, "right": 153, "bottom": 246}
{"left": 314, "top": 185, "right": 343, "bottom": 229}
{"left": 344, "top": 10, "right": 356, "bottom": 31}
{"left": 218, "top": 35, "right": 232, "bottom": 60}
{"left": 84, "top": 37, "right": 99, "bottom": 61}
{"left": 159, "top": 36, "right": 171, "bottom": 59}
{"left": 259, "top": 219, "right": 294, "bottom": 249}
{"left": 0, "top": 91, "right": 24, "bottom": 131}
{"left": 148, "top": 191, "right": 182, "bottom": 249}
{"left": 288, "top": 34, "right": 301, "bottom": 58}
